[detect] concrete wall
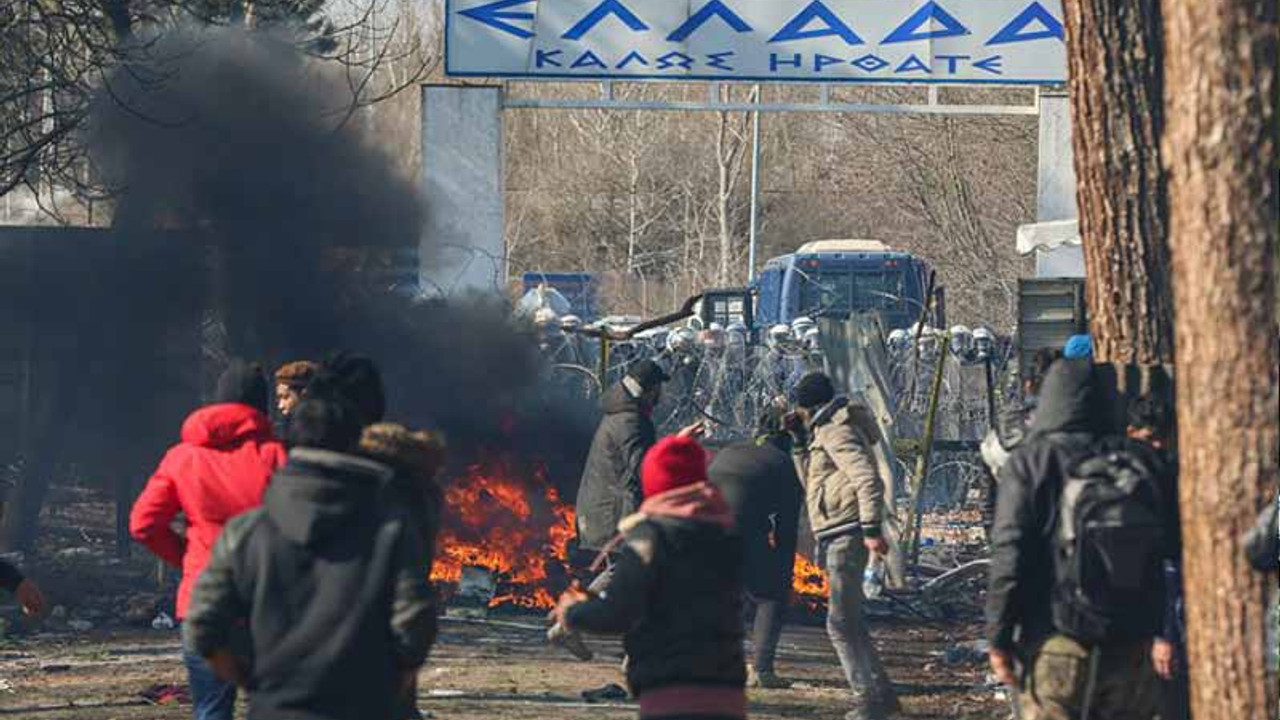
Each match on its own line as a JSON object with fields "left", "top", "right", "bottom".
{"left": 1034, "top": 91, "right": 1085, "bottom": 278}
{"left": 420, "top": 85, "right": 506, "bottom": 296}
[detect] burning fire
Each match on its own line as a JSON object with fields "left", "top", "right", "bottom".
{"left": 428, "top": 453, "right": 830, "bottom": 613}
{"left": 792, "top": 553, "right": 829, "bottom": 610}
{"left": 430, "top": 457, "right": 576, "bottom": 609}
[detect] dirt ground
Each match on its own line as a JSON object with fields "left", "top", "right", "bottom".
{"left": 0, "top": 486, "right": 1007, "bottom": 719}
{"left": 0, "top": 612, "right": 1007, "bottom": 719}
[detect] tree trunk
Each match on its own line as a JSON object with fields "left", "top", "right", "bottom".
{"left": 1163, "top": 1, "right": 1279, "bottom": 719}
{"left": 1062, "top": 0, "right": 1174, "bottom": 365}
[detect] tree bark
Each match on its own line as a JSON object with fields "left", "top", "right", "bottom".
{"left": 1062, "top": 0, "right": 1174, "bottom": 365}
{"left": 1162, "top": 1, "right": 1279, "bottom": 719}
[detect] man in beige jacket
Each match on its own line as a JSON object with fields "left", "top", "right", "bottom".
{"left": 789, "top": 372, "right": 898, "bottom": 720}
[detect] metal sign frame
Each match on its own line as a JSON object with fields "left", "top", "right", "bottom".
{"left": 420, "top": 81, "right": 1070, "bottom": 294}
{"left": 501, "top": 79, "right": 1044, "bottom": 115}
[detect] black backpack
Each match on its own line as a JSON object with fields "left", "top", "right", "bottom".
{"left": 1051, "top": 446, "right": 1168, "bottom": 644}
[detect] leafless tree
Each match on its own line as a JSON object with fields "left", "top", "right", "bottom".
{"left": 0, "top": 0, "right": 436, "bottom": 224}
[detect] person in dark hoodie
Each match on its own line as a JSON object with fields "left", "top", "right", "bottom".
{"left": 986, "top": 359, "right": 1173, "bottom": 720}
{"left": 184, "top": 397, "right": 436, "bottom": 720}
{"left": 552, "top": 435, "right": 746, "bottom": 720}
{"left": 358, "top": 422, "right": 445, "bottom": 720}
{"left": 305, "top": 353, "right": 387, "bottom": 428}
{"left": 575, "top": 359, "right": 670, "bottom": 555}
{"left": 559, "top": 359, "right": 687, "bottom": 660}
{"left": 709, "top": 407, "right": 803, "bottom": 689}
{"left": 131, "top": 360, "right": 286, "bottom": 720}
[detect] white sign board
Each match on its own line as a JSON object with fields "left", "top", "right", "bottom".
{"left": 445, "top": 0, "right": 1067, "bottom": 84}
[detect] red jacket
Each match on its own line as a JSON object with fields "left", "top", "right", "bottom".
{"left": 130, "top": 403, "right": 286, "bottom": 618}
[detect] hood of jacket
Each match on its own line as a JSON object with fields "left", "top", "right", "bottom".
{"left": 621, "top": 481, "right": 735, "bottom": 532}
{"left": 810, "top": 396, "right": 881, "bottom": 445}
{"left": 180, "top": 403, "right": 275, "bottom": 449}
{"left": 601, "top": 382, "right": 646, "bottom": 416}
{"left": 1028, "top": 359, "right": 1119, "bottom": 438}
{"left": 264, "top": 448, "right": 394, "bottom": 547}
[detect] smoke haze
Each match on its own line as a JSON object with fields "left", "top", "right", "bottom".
{"left": 84, "top": 27, "right": 593, "bottom": 485}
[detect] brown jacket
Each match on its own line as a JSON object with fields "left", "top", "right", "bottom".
{"left": 793, "top": 397, "right": 885, "bottom": 539}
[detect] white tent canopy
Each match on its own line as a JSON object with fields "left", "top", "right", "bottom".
{"left": 1016, "top": 219, "right": 1081, "bottom": 256}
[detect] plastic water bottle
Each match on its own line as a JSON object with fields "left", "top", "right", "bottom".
{"left": 862, "top": 555, "right": 885, "bottom": 599}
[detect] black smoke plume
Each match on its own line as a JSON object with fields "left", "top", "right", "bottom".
{"left": 83, "top": 28, "right": 594, "bottom": 490}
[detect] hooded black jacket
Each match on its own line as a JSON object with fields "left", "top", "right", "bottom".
{"left": 985, "top": 360, "right": 1121, "bottom": 655}
{"left": 574, "top": 383, "right": 656, "bottom": 550}
{"left": 709, "top": 439, "right": 803, "bottom": 600}
{"left": 565, "top": 514, "right": 746, "bottom": 696}
{"left": 184, "top": 448, "right": 436, "bottom": 720}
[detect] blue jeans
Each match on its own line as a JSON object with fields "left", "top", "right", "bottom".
{"left": 183, "top": 649, "right": 237, "bottom": 720}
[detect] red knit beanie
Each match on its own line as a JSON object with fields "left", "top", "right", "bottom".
{"left": 641, "top": 435, "right": 708, "bottom": 498}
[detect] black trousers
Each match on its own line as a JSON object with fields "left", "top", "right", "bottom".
{"left": 743, "top": 592, "right": 787, "bottom": 673}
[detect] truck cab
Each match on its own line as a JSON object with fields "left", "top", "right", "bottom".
{"left": 754, "top": 240, "right": 936, "bottom": 331}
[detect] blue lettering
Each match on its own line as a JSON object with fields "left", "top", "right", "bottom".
{"left": 850, "top": 54, "right": 891, "bottom": 72}
{"left": 895, "top": 54, "right": 932, "bottom": 73}
{"left": 769, "top": 1, "right": 863, "bottom": 45}
{"left": 535, "top": 49, "right": 562, "bottom": 68}
{"left": 813, "top": 54, "right": 843, "bottom": 72}
{"left": 883, "top": 1, "right": 969, "bottom": 44}
{"left": 457, "top": 0, "right": 535, "bottom": 40}
{"left": 571, "top": 50, "right": 608, "bottom": 69}
{"left": 973, "top": 55, "right": 1004, "bottom": 74}
{"left": 987, "top": 2, "right": 1065, "bottom": 45}
{"left": 562, "top": 0, "right": 648, "bottom": 41}
{"left": 705, "top": 51, "right": 736, "bottom": 71}
{"left": 769, "top": 53, "right": 804, "bottom": 71}
{"left": 656, "top": 51, "right": 695, "bottom": 70}
{"left": 667, "top": 0, "right": 752, "bottom": 42}
{"left": 936, "top": 54, "right": 970, "bottom": 74}
{"left": 616, "top": 50, "right": 649, "bottom": 68}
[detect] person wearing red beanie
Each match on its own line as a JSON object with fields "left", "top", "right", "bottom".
{"left": 641, "top": 435, "right": 710, "bottom": 498}
{"left": 551, "top": 434, "right": 747, "bottom": 720}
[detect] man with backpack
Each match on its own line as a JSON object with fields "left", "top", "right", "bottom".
{"left": 986, "top": 359, "right": 1177, "bottom": 720}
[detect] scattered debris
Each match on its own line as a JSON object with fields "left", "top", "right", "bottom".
{"left": 151, "top": 612, "right": 175, "bottom": 630}
{"left": 125, "top": 594, "right": 163, "bottom": 625}
{"left": 0, "top": 677, "right": 12, "bottom": 693}
{"left": 56, "top": 547, "right": 94, "bottom": 559}
{"left": 427, "top": 689, "right": 466, "bottom": 698}
{"left": 139, "top": 683, "right": 191, "bottom": 705}
{"left": 447, "top": 566, "right": 497, "bottom": 620}
{"left": 945, "top": 639, "right": 989, "bottom": 664}
{"left": 581, "top": 682, "right": 628, "bottom": 703}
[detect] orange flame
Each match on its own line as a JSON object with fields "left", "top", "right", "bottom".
{"left": 428, "top": 454, "right": 829, "bottom": 614}
{"left": 429, "top": 458, "right": 576, "bottom": 609}
{"left": 792, "top": 553, "right": 829, "bottom": 611}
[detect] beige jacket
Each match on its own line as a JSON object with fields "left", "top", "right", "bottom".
{"left": 793, "top": 397, "right": 885, "bottom": 538}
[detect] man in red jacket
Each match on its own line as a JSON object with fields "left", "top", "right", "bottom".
{"left": 131, "top": 361, "right": 286, "bottom": 720}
